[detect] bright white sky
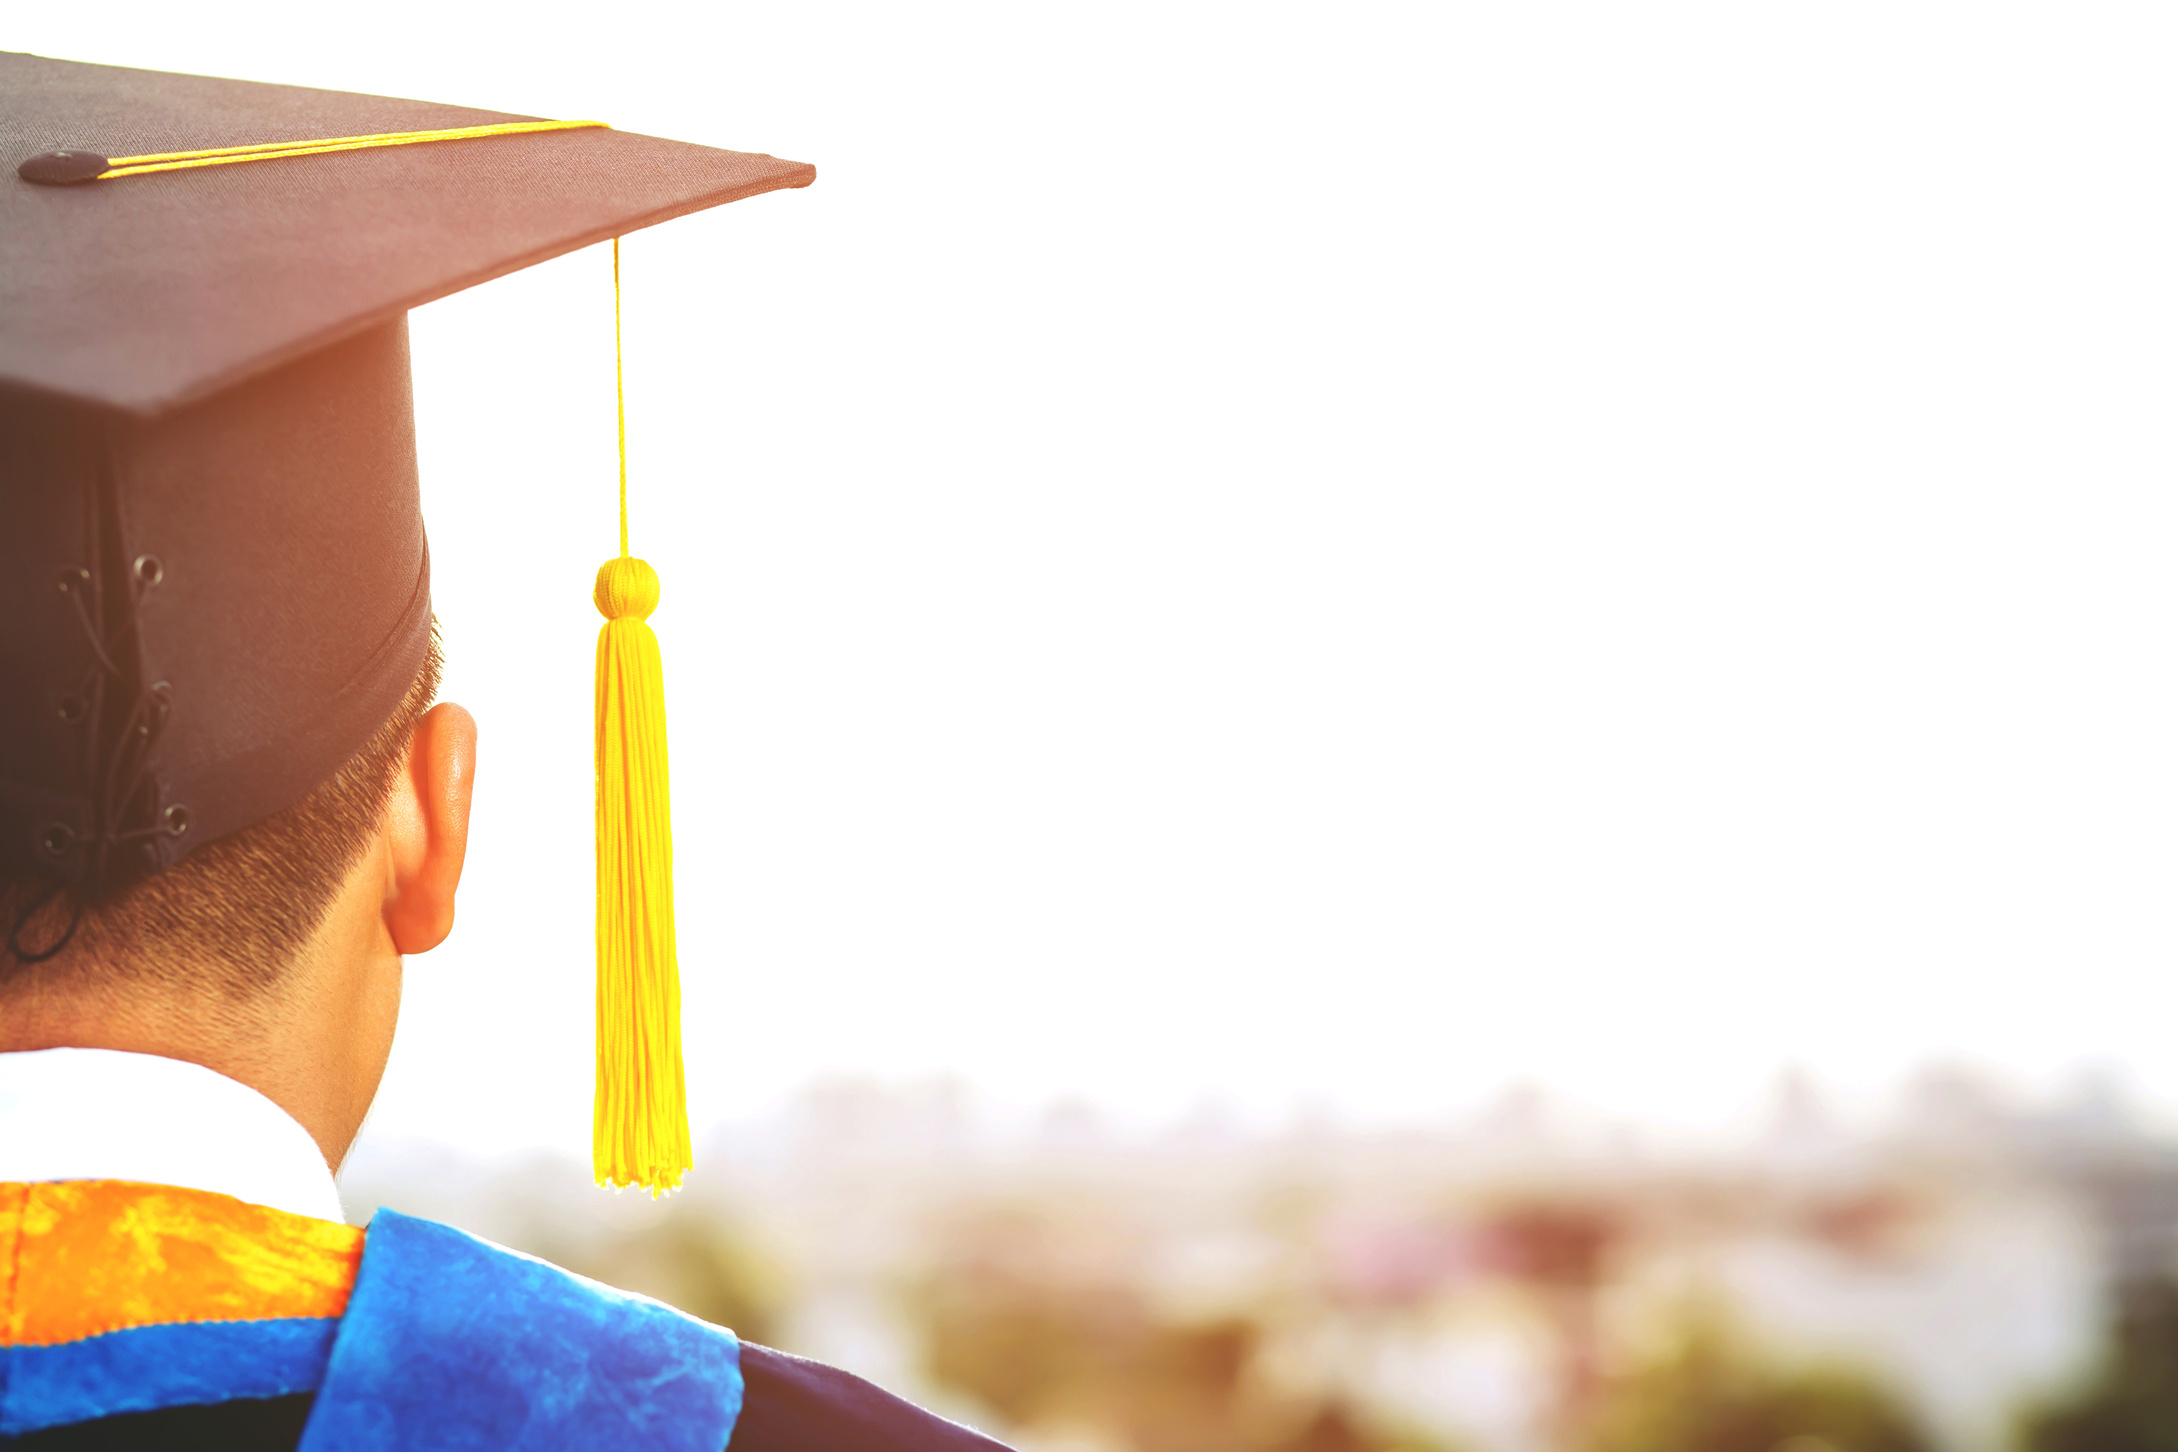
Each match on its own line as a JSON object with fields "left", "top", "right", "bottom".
{"left": 19, "top": 4, "right": 2178, "bottom": 1157}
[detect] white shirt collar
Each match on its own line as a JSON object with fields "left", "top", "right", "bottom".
{"left": 0, "top": 1047, "right": 345, "bottom": 1223}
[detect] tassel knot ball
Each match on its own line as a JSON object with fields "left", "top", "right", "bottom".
{"left": 595, "top": 555, "right": 660, "bottom": 621}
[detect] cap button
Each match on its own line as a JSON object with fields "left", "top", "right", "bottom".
{"left": 18, "top": 151, "right": 111, "bottom": 186}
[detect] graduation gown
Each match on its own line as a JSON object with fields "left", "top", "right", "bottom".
{"left": 0, "top": 1053, "right": 1009, "bottom": 1451}
{"left": 0, "top": 1181, "right": 1009, "bottom": 1451}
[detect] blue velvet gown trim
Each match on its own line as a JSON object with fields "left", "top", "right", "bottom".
{"left": 297, "top": 1208, "right": 743, "bottom": 1451}
{"left": 0, "top": 1317, "right": 339, "bottom": 1436}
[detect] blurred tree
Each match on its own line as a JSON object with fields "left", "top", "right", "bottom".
{"left": 2022, "top": 1278, "right": 2178, "bottom": 1452}
{"left": 1581, "top": 1321, "right": 1931, "bottom": 1452}
{"left": 916, "top": 1207, "right": 1451, "bottom": 1452}
{"left": 1481, "top": 1203, "right": 1618, "bottom": 1288}
{"left": 1479, "top": 1199, "right": 1623, "bottom": 1429}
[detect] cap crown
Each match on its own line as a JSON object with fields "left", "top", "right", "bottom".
{"left": 0, "top": 52, "right": 812, "bottom": 416}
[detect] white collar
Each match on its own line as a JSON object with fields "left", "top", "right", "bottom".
{"left": 0, "top": 1047, "right": 345, "bottom": 1223}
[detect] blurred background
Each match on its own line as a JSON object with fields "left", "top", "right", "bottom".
{"left": 18, "top": 2, "right": 2178, "bottom": 1447}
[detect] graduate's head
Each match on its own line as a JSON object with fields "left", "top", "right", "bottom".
{"left": 0, "top": 55, "right": 813, "bottom": 1173}
{"left": 0, "top": 309, "right": 482, "bottom": 1166}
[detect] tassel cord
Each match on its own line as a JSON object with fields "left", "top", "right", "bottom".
{"left": 614, "top": 236, "right": 629, "bottom": 561}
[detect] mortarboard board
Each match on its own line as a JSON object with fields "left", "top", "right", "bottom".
{"left": 0, "top": 52, "right": 814, "bottom": 1190}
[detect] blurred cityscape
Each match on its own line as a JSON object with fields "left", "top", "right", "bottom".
{"left": 341, "top": 1070, "right": 2178, "bottom": 1452}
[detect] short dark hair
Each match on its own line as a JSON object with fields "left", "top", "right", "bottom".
{"left": 0, "top": 630, "right": 444, "bottom": 999}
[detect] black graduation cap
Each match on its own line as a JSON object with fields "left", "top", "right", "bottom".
{"left": 0, "top": 51, "right": 813, "bottom": 905}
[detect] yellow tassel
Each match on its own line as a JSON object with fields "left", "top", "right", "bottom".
{"left": 591, "top": 235, "right": 690, "bottom": 1195}
{"left": 592, "top": 554, "right": 690, "bottom": 1193}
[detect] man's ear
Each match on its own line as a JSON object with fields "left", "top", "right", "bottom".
{"left": 382, "top": 701, "right": 478, "bottom": 954}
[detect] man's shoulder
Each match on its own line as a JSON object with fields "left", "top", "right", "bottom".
{"left": 0, "top": 1184, "right": 1014, "bottom": 1452}
{"left": 307, "top": 1207, "right": 743, "bottom": 1450}
{"left": 322, "top": 1212, "right": 1017, "bottom": 1452}
{"left": 0, "top": 1183, "right": 734, "bottom": 1446}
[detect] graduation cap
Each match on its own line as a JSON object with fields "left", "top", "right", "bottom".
{"left": 0, "top": 52, "right": 815, "bottom": 1192}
